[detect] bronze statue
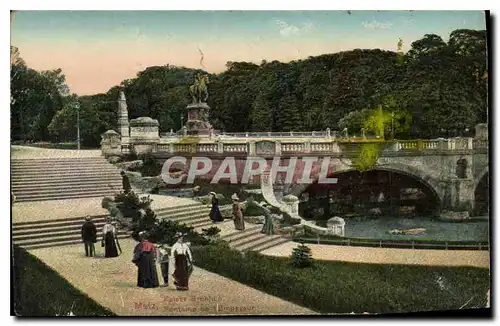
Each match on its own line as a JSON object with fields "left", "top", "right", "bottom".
{"left": 397, "top": 38, "right": 404, "bottom": 52}
{"left": 189, "top": 73, "right": 209, "bottom": 104}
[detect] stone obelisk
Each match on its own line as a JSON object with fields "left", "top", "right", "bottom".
{"left": 118, "top": 91, "right": 130, "bottom": 151}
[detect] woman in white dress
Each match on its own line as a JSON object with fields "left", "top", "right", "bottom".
{"left": 170, "top": 232, "right": 193, "bottom": 291}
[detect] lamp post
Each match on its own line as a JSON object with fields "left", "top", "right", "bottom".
{"left": 391, "top": 112, "right": 395, "bottom": 139}
{"left": 75, "top": 101, "right": 80, "bottom": 150}
{"left": 181, "top": 115, "right": 184, "bottom": 129}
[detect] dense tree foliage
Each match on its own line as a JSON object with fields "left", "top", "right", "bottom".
{"left": 11, "top": 29, "right": 487, "bottom": 147}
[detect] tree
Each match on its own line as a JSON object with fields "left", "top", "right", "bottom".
{"left": 250, "top": 93, "right": 273, "bottom": 131}
{"left": 276, "top": 93, "right": 302, "bottom": 132}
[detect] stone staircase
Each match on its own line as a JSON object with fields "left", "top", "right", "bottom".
{"left": 11, "top": 157, "right": 123, "bottom": 202}
{"left": 156, "top": 202, "right": 291, "bottom": 253}
{"left": 12, "top": 215, "right": 131, "bottom": 250}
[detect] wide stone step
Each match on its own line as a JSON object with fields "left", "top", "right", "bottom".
{"left": 161, "top": 209, "right": 211, "bottom": 223}
{"left": 11, "top": 162, "right": 117, "bottom": 169}
{"left": 15, "top": 190, "right": 117, "bottom": 202}
{"left": 229, "top": 232, "right": 269, "bottom": 249}
{"left": 237, "top": 235, "right": 287, "bottom": 251}
{"left": 12, "top": 171, "right": 121, "bottom": 181}
{"left": 191, "top": 219, "right": 218, "bottom": 229}
{"left": 154, "top": 203, "right": 206, "bottom": 214}
{"left": 14, "top": 232, "right": 131, "bottom": 248}
{"left": 11, "top": 158, "right": 110, "bottom": 164}
{"left": 12, "top": 182, "right": 123, "bottom": 194}
{"left": 12, "top": 182, "right": 122, "bottom": 192}
{"left": 11, "top": 169, "right": 121, "bottom": 177}
{"left": 11, "top": 175, "right": 122, "bottom": 186}
{"left": 13, "top": 221, "right": 107, "bottom": 234}
{"left": 13, "top": 182, "right": 121, "bottom": 191}
{"left": 162, "top": 215, "right": 210, "bottom": 228}
{"left": 13, "top": 228, "right": 129, "bottom": 242}
{"left": 12, "top": 214, "right": 108, "bottom": 227}
{"left": 249, "top": 237, "right": 291, "bottom": 252}
{"left": 222, "top": 227, "right": 262, "bottom": 243}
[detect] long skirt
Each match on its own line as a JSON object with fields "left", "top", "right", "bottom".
{"left": 104, "top": 232, "right": 119, "bottom": 258}
{"left": 173, "top": 254, "right": 190, "bottom": 290}
{"left": 209, "top": 204, "right": 223, "bottom": 222}
{"left": 137, "top": 251, "right": 160, "bottom": 288}
{"left": 261, "top": 215, "right": 274, "bottom": 235}
{"left": 234, "top": 214, "right": 245, "bottom": 230}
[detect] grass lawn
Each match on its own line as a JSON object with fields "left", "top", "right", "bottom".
{"left": 192, "top": 244, "right": 490, "bottom": 314}
{"left": 12, "top": 246, "right": 115, "bottom": 316}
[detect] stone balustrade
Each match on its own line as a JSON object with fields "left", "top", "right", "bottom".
{"left": 145, "top": 137, "right": 484, "bottom": 156}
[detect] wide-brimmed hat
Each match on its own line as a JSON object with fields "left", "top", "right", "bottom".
{"left": 231, "top": 193, "right": 239, "bottom": 201}
{"left": 209, "top": 191, "right": 216, "bottom": 196}
{"left": 175, "top": 231, "right": 187, "bottom": 238}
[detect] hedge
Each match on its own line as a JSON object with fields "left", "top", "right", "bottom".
{"left": 191, "top": 245, "right": 490, "bottom": 314}
{"left": 12, "top": 246, "right": 115, "bottom": 316}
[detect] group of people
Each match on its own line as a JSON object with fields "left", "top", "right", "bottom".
{"left": 208, "top": 192, "right": 245, "bottom": 231}
{"left": 133, "top": 231, "right": 194, "bottom": 290}
{"left": 81, "top": 216, "right": 194, "bottom": 291}
{"left": 81, "top": 216, "right": 122, "bottom": 257}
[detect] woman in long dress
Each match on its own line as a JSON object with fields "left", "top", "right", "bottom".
{"left": 261, "top": 203, "right": 275, "bottom": 235}
{"left": 171, "top": 232, "right": 193, "bottom": 291}
{"left": 133, "top": 232, "right": 160, "bottom": 288}
{"left": 231, "top": 194, "right": 245, "bottom": 231}
{"left": 209, "top": 192, "right": 223, "bottom": 223}
{"left": 101, "top": 218, "right": 119, "bottom": 258}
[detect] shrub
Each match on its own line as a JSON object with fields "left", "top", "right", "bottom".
{"left": 291, "top": 242, "right": 314, "bottom": 268}
{"left": 243, "top": 201, "right": 266, "bottom": 216}
{"left": 114, "top": 191, "right": 153, "bottom": 221}
{"left": 201, "top": 226, "right": 221, "bottom": 237}
{"left": 132, "top": 216, "right": 210, "bottom": 246}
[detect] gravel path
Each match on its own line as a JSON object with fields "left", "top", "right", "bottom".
{"left": 260, "top": 242, "right": 490, "bottom": 268}
{"left": 28, "top": 239, "right": 314, "bottom": 316}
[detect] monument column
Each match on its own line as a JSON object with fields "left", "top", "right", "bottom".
{"left": 118, "top": 91, "right": 130, "bottom": 152}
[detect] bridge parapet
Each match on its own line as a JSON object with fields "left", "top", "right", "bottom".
{"left": 148, "top": 137, "right": 484, "bottom": 156}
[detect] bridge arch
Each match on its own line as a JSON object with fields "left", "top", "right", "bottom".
{"left": 291, "top": 161, "right": 444, "bottom": 206}
{"left": 474, "top": 167, "right": 489, "bottom": 215}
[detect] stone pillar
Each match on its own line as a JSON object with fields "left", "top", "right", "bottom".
{"left": 101, "top": 130, "right": 121, "bottom": 157}
{"left": 304, "top": 141, "right": 311, "bottom": 153}
{"left": 117, "top": 91, "right": 130, "bottom": 147}
{"left": 448, "top": 179, "right": 475, "bottom": 212}
{"left": 282, "top": 194, "right": 300, "bottom": 215}
{"left": 275, "top": 142, "right": 282, "bottom": 156}
{"left": 217, "top": 141, "right": 224, "bottom": 154}
{"left": 326, "top": 128, "right": 331, "bottom": 138}
{"left": 129, "top": 117, "right": 160, "bottom": 155}
{"left": 248, "top": 141, "right": 256, "bottom": 156}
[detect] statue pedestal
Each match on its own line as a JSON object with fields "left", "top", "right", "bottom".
{"left": 185, "top": 103, "right": 212, "bottom": 136}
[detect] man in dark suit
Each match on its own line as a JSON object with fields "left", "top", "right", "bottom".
{"left": 121, "top": 171, "right": 131, "bottom": 193}
{"left": 81, "top": 215, "right": 97, "bottom": 257}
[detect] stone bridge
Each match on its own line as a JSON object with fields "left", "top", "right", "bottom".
{"left": 99, "top": 91, "right": 488, "bottom": 213}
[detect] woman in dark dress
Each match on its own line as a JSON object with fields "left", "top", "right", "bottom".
{"left": 171, "top": 232, "right": 193, "bottom": 291}
{"left": 208, "top": 192, "right": 223, "bottom": 223}
{"left": 133, "top": 232, "right": 160, "bottom": 288}
{"left": 101, "top": 218, "right": 119, "bottom": 258}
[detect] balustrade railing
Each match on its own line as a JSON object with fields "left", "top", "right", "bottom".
{"left": 311, "top": 143, "right": 333, "bottom": 152}
{"left": 281, "top": 143, "right": 305, "bottom": 153}
{"left": 220, "top": 131, "right": 333, "bottom": 138}
{"left": 196, "top": 143, "right": 218, "bottom": 152}
{"left": 223, "top": 143, "right": 247, "bottom": 153}
{"left": 150, "top": 137, "right": 485, "bottom": 154}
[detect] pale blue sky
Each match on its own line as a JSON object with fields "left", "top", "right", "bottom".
{"left": 11, "top": 10, "right": 487, "bottom": 94}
